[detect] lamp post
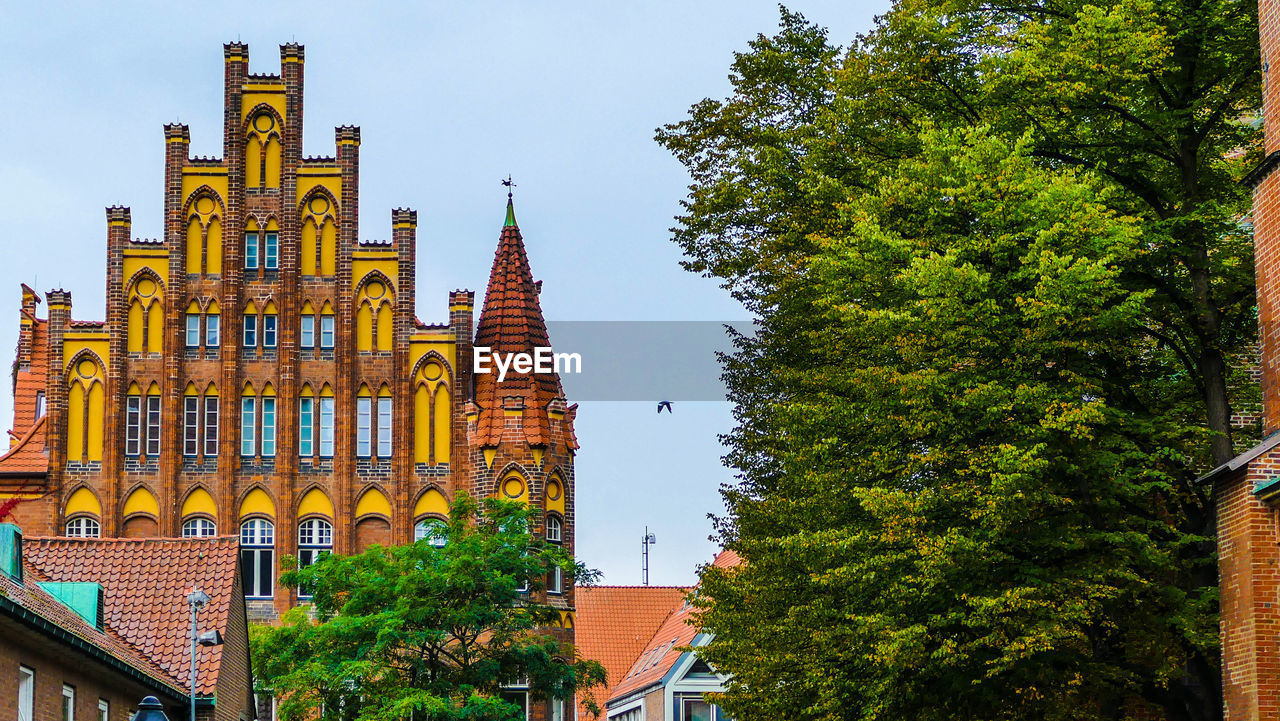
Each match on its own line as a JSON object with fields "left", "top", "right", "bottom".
{"left": 186, "top": 588, "right": 209, "bottom": 721}
{"left": 134, "top": 696, "right": 170, "bottom": 721}
{"left": 642, "top": 527, "right": 657, "bottom": 586}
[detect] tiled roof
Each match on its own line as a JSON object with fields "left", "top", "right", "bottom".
{"left": 0, "top": 415, "right": 48, "bottom": 476}
{"left": 0, "top": 557, "right": 186, "bottom": 698}
{"left": 608, "top": 550, "right": 744, "bottom": 703}
{"left": 473, "top": 201, "right": 572, "bottom": 448}
{"left": 23, "top": 536, "right": 242, "bottom": 694}
{"left": 11, "top": 308, "right": 48, "bottom": 440}
{"left": 576, "top": 585, "right": 689, "bottom": 714}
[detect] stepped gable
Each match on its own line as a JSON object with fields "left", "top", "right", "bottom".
{"left": 473, "top": 199, "right": 568, "bottom": 447}
{"left": 23, "top": 536, "right": 241, "bottom": 694}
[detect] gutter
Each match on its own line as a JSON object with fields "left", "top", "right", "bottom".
{"left": 1243, "top": 149, "right": 1280, "bottom": 188}
{"left": 0, "top": 591, "right": 187, "bottom": 704}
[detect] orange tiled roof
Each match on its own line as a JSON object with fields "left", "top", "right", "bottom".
{"left": 0, "top": 415, "right": 49, "bottom": 476}
{"left": 576, "top": 585, "right": 689, "bottom": 714}
{"left": 23, "top": 536, "right": 242, "bottom": 694}
{"left": 11, "top": 298, "right": 48, "bottom": 441}
{"left": 473, "top": 202, "right": 571, "bottom": 448}
{"left": 607, "top": 550, "right": 744, "bottom": 703}
{"left": 0, "top": 555, "right": 186, "bottom": 697}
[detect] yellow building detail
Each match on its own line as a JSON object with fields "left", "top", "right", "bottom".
{"left": 123, "top": 487, "right": 160, "bottom": 517}
{"left": 239, "top": 488, "right": 275, "bottom": 519}
{"left": 66, "top": 355, "right": 104, "bottom": 462}
{"left": 298, "top": 487, "right": 335, "bottom": 518}
{"left": 355, "top": 487, "right": 392, "bottom": 519}
{"left": 181, "top": 488, "right": 218, "bottom": 519}
{"left": 414, "top": 488, "right": 449, "bottom": 519}
{"left": 500, "top": 472, "right": 529, "bottom": 505}
{"left": 65, "top": 487, "right": 102, "bottom": 518}
{"left": 547, "top": 476, "right": 565, "bottom": 516}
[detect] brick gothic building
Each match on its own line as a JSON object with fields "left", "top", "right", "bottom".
{"left": 0, "top": 42, "right": 580, "bottom": 656}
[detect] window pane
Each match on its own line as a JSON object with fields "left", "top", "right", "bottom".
{"left": 206, "top": 314, "right": 220, "bottom": 347}
{"left": 125, "top": 395, "right": 141, "bottom": 456}
{"left": 414, "top": 519, "right": 447, "bottom": 547}
{"left": 145, "top": 395, "right": 161, "bottom": 456}
{"left": 300, "top": 315, "right": 315, "bottom": 349}
{"left": 299, "top": 397, "right": 314, "bottom": 456}
{"left": 357, "top": 397, "right": 372, "bottom": 457}
{"left": 98, "top": 700, "right": 108, "bottom": 721}
{"left": 319, "top": 398, "right": 335, "bottom": 457}
{"left": 241, "top": 397, "right": 256, "bottom": 456}
{"left": 185, "top": 313, "right": 200, "bottom": 347}
{"left": 264, "top": 232, "right": 279, "bottom": 269}
{"left": 261, "top": 397, "right": 276, "bottom": 457}
{"left": 62, "top": 685, "right": 75, "bottom": 721}
{"left": 263, "top": 315, "right": 278, "bottom": 348}
{"left": 377, "top": 397, "right": 392, "bottom": 458}
{"left": 244, "top": 233, "right": 259, "bottom": 269}
{"left": 18, "top": 667, "right": 34, "bottom": 721}
{"left": 684, "top": 700, "right": 713, "bottom": 721}
{"left": 182, "top": 518, "right": 216, "bottom": 538}
{"left": 257, "top": 547, "right": 273, "bottom": 598}
{"left": 204, "top": 397, "right": 219, "bottom": 456}
{"left": 184, "top": 396, "right": 199, "bottom": 456}
{"left": 243, "top": 315, "right": 257, "bottom": 347}
{"left": 320, "top": 314, "right": 335, "bottom": 348}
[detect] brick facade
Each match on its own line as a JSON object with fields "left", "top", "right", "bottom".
{"left": 0, "top": 42, "right": 580, "bottom": 693}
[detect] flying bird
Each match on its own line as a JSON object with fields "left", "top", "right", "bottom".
{"left": 657, "top": 401, "right": 673, "bottom": 414}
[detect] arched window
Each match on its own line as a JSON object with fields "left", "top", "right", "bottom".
{"left": 181, "top": 518, "right": 216, "bottom": 538}
{"left": 546, "top": 515, "right": 563, "bottom": 544}
{"left": 240, "top": 519, "right": 275, "bottom": 599}
{"left": 414, "top": 518, "right": 447, "bottom": 548}
{"left": 65, "top": 517, "right": 100, "bottom": 538}
{"left": 297, "top": 518, "right": 333, "bottom": 600}
{"left": 547, "top": 515, "right": 564, "bottom": 596}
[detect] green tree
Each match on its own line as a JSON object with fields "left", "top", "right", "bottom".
{"left": 658, "top": 5, "right": 1259, "bottom": 720}
{"left": 251, "top": 495, "right": 605, "bottom": 721}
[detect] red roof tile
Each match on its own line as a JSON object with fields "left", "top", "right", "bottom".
{"left": 0, "top": 557, "right": 186, "bottom": 697}
{"left": 576, "top": 585, "right": 689, "bottom": 714}
{"left": 23, "top": 536, "right": 242, "bottom": 694}
{"left": 0, "top": 414, "right": 48, "bottom": 476}
{"left": 473, "top": 202, "right": 572, "bottom": 448}
{"left": 10, "top": 301, "right": 48, "bottom": 441}
{"left": 607, "top": 550, "right": 744, "bottom": 702}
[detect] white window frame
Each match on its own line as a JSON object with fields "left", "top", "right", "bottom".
{"left": 62, "top": 684, "right": 75, "bottom": 721}
{"left": 204, "top": 396, "right": 219, "bottom": 457}
{"left": 414, "top": 518, "right": 447, "bottom": 547}
{"left": 145, "top": 393, "right": 162, "bottom": 456}
{"left": 18, "top": 666, "right": 34, "bottom": 721}
{"left": 299, "top": 396, "right": 314, "bottom": 457}
{"left": 185, "top": 313, "right": 200, "bottom": 348}
{"left": 261, "top": 397, "right": 277, "bottom": 457}
{"left": 244, "top": 232, "right": 259, "bottom": 270}
{"left": 241, "top": 519, "right": 275, "bottom": 599}
{"left": 300, "top": 314, "right": 315, "bottom": 349}
{"left": 206, "top": 313, "right": 220, "bottom": 347}
{"left": 263, "top": 314, "right": 278, "bottom": 348}
{"left": 182, "top": 517, "right": 217, "bottom": 538}
{"left": 356, "top": 396, "right": 372, "bottom": 458}
{"left": 66, "top": 516, "right": 101, "bottom": 538}
{"left": 243, "top": 314, "right": 258, "bottom": 348}
{"left": 297, "top": 518, "right": 333, "bottom": 600}
{"left": 184, "top": 395, "right": 200, "bottom": 456}
{"left": 320, "top": 314, "right": 335, "bottom": 348}
{"left": 125, "top": 394, "right": 141, "bottom": 456}
{"left": 241, "top": 397, "right": 257, "bottom": 457}
{"left": 377, "top": 396, "right": 392, "bottom": 458}
{"left": 264, "top": 232, "right": 279, "bottom": 270}
{"left": 319, "top": 397, "right": 335, "bottom": 457}
{"left": 97, "top": 699, "right": 108, "bottom": 721}
{"left": 546, "top": 516, "right": 562, "bottom": 543}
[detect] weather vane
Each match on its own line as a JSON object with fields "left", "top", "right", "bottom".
{"left": 502, "top": 175, "right": 516, "bottom": 200}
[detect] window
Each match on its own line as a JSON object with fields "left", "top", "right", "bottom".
{"left": 414, "top": 518, "right": 447, "bottom": 547}
{"left": 297, "top": 518, "right": 333, "bottom": 599}
{"left": 184, "top": 396, "right": 199, "bottom": 456}
{"left": 145, "top": 392, "right": 161, "bottom": 456}
{"left": 97, "top": 699, "right": 108, "bottom": 721}
{"left": 681, "top": 698, "right": 715, "bottom": 721}
{"left": 263, "top": 314, "right": 278, "bottom": 348}
{"left": 125, "top": 393, "right": 141, "bottom": 456}
{"left": 206, "top": 313, "right": 220, "bottom": 347}
{"left": 186, "top": 313, "right": 200, "bottom": 347}
{"left": 320, "top": 313, "right": 335, "bottom": 348}
{"left": 264, "top": 232, "right": 279, "bottom": 270}
{"left": 357, "top": 396, "right": 372, "bottom": 458}
{"left": 261, "top": 397, "right": 276, "bottom": 457}
{"left": 377, "top": 396, "right": 392, "bottom": 458}
{"left": 300, "top": 314, "right": 315, "bottom": 349}
{"left": 182, "top": 517, "right": 216, "bottom": 538}
{"left": 62, "top": 684, "right": 75, "bottom": 721}
{"left": 35, "top": 391, "right": 46, "bottom": 418}
{"left": 66, "top": 517, "right": 101, "bottom": 538}
{"left": 245, "top": 232, "right": 259, "bottom": 269}
{"left": 243, "top": 314, "right": 258, "bottom": 348}
{"left": 18, "top": 666, "right": 33, "bottom": 721}
{"left": 319, "top": 397, "right": 335, "bottom": 457}
{"left": 551, "top": 698, "right": 565, "bottom": 721}
{"left": 204, "top": 396, "right": 219, "bottom": 456}
{"left": 546, "top": 516, "right": 563, "bottom": 543}
{"left": 241, "top": 397, "right": 256, "bottom": 456}
{"left": 299, "top": 397, "right": 314, "bottom": 456}
{"left": 548, "top": 564, "right": 563, "bottom": 595}
{"left": 241, "top": 519, "right": 275, "bottom": 599}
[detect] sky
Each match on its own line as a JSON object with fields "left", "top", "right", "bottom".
{"left": 0, "top": 1, "right": 889, "bottom": 586}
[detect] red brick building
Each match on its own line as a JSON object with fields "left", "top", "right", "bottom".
{"left": 0, "top": 40, "right": 579, "bottom": 655}
{"left": 0, "top": 523, "right": 252, "bottom": 721}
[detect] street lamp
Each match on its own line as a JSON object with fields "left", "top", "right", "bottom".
{"left": 186, "top": 588, "right": 222, "bottom": 721}
{"left": 134, "top": 696, "right": 169, "bottom": 721}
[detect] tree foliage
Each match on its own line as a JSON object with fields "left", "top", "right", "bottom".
{"left": 658, "top": 4, "right": 1260, "bottom": 720}
{"left": 251, "top": 495, "right": 605, "bottom": 721}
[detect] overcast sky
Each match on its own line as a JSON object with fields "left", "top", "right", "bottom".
{"left": 0, "top": 1, "right": 889, "bottom": 585}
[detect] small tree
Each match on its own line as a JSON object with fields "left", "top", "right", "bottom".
{"left": 252, "top": 494, "right": 605, "bottom": 721}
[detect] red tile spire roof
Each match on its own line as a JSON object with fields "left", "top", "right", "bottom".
{"left": 473, "top": 199, "right": 569, "bottom": 447}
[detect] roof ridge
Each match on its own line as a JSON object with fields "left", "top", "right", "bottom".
{"left": 0, "top": 414, "right": 46, "bottom": 462}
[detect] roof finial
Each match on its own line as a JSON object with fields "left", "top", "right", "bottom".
{"left": 502, "top": 175, "right": 518, "bottom": 227}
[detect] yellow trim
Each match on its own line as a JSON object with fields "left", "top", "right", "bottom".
{"left": 122, "top": 487, "right": 160, "bottom": 517}
{"left": 392, "top": 221, "right": 415, "bottom": 230}
{"left": 166, "top": 136, "right": 187, "bottom": 144}
{"left": 483, "top": 449, "right": 496, "bottom": 468}
{"left": 239, "top": 488, "right": 275, "bottom": 519}
{"left": 547, "top": 478, "right": 566, "bottom": 515}
{"left": 531, "top": 448, "right": 544, "bottom": 468}
{"left": 298, "top": 488, "right": 335, "bottom": 518}
{"left": 109, "top": 219, "right": 129, "bottom": 227}
{"left": 413, "top": 489, "right": 449, "bottom": 518}
{"left": 66, "top": 488, "right": 102, "bottom": 518}
{"left": 355, "top": 488, "right": 392, "bottom": 518}
{"left": 181, "top": 488, "right": 218, "bottom": 519}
